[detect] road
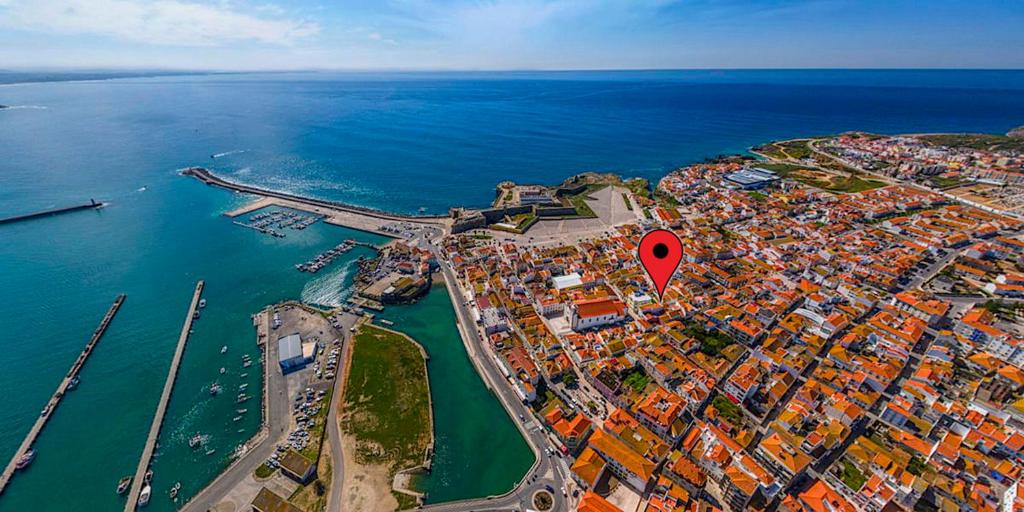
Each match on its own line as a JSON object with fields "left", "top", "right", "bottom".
{"left": 180, "top": 309, "right": 291, "bottom": 512}
{"left": 420, "top": 257, "right": 570, "bottom": 512}
{"left": 324, "top": 313, "right": 360, "bottom": 512}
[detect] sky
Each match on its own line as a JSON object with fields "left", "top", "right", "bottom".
{"left": 0, "top": 0, "right": 1022, "bottom": 71}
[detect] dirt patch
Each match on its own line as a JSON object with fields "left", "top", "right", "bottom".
{"left": 340, "top": 433, "right": 398, "bottom": 512}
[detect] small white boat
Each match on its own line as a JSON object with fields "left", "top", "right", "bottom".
{"left": 219, "top": 367, "right": 226, "bottom": 374}
{"left": 117, "top": 475, "right": 132, "bottom": 495}
{"left": 139, "top": 485, "right": 152, "bottom": 506}
{"left": 220, "top": 345, "right": 228, "bottom": 354}
{"left": 199, "top": 299, "right": 207, "bottom": 309}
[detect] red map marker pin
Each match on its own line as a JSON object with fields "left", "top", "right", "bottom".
{"left": 638, "top": 229, "right": 683, "bottom": 301}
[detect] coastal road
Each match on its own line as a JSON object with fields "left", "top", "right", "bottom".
{"left": 181, "top": 309, "right": 290, "bottom": 512}
{"left": 325, "top": 313, "right": 361, "bottom": 512}
{"left": 423, "top": 257, "right": 569, "bottom": 512}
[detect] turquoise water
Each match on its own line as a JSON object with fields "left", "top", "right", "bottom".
{"left": 1, "top": 70, "right": 1024, "bottom": 509}
{"left": 377, "top": 286, "right": 534, "bottom": 503}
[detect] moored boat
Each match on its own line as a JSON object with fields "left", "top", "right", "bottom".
{"left": 139, "top": 485, "right": 151, "bottom": 506}
{"left": 116, "top": 475, "right": 132, "bottom": 495}
{"left": 15, "top": 450, "right": 35, "bottom": 470}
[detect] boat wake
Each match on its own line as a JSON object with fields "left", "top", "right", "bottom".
{"left": 0, "top": 105, "right": 48, "bottom": 110}
{"left": 211, "top": 149, "right": 248, "bottom": 159}
{"left": 234, "top": 166, "right": 252, "bottom": 176}
{"left": 300, "top": 262, "right": 355, "bottom": 307}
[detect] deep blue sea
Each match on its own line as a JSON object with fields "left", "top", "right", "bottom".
{"left": 1, "top": 69, "right": 1023, "bottom": 510}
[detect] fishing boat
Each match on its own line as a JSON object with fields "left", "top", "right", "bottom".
{"left": 116, "top": 475, "right": 132, "bottom": 495}
{"left": 221, "top": 345, "right": 228, "bottom": 354}
{"left": 240, "top": 373, "right": 248, "bottom": 378}
{"left": 238, "top": 383, "right": 248, "bottom": 391}
{"left": 15, "top": 450, "right": 35, "bottom": 470}
{"left": 67, "top": 375, "right": 80, "bottom": 391}
{"left": 219, "top": 367, "right": 226, "bottom": 374}
{"left": 233, "top": 415, "right": 243, "bottom": 422}
{"left": 139, "top": 485, "right": 151, "bottom": 507}
{"left": 193, "top": 310, "right": 200, "bottom": 320}
{"left": 169, "top": 482, "right": 180, "bottom": 500}
{"left": 199, "top": 299, "right": 207, "bottom": 308}
{"left": 144, "top": 469, "right": 153, "bottom": 484}
{"left": 210, "top": 383, "right": 222, "bottom": 396}
{"left": 236, "top": 408, "right": 247, "bottom": 414}
{"left": 205, "top": 449, "right": 216, "bottom": 456}
{"left": 242, "top": 361, "right": 252, "bottom": 368}
{"left": 189, "top": 433, "right": 203, "bottom": 449}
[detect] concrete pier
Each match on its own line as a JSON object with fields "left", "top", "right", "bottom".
{"left": 0, "top": 294, "right": 126, "bottom": 496}
{"left": 182, "top": 167, "right": 451, "bottom": 236}
{"left": 124, "top": 281, "right": 204, "bottom": 511}
{"left": 0, "top": 199, "right": 105, "bottom": 226}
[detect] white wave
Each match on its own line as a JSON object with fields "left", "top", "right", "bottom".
{"left": 235, "top": 167, "right": 252, "bottom": 176}
{"left": 212, "top": 149, "right": 249, "bottom": 158}
{"left": 300, "top": 262, "right": 355, "bottom": 307}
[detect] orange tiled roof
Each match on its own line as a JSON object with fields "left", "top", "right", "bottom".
{"left": 578, "top": 491, "right": 623, "bottom": 512}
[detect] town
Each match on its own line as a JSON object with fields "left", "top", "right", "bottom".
{"left": 440, "top": 132, "right": 1024, "bottom": 512}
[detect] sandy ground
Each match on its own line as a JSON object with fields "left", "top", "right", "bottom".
{"left": 340, "top": 433, "right": 398, "bottom": 512}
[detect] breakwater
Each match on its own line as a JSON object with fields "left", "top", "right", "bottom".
{"left": 0, "top": 200, "right": 104, "bottom": 226}
{"left": 0, "top": 294, "right": 126, "bottom": 495}
{"left": 124, "top": 281, "right": 204, "bottom": 511}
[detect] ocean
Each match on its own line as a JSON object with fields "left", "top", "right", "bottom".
{"left": 0, "top": 69, "right": 1023, "bottom": 510}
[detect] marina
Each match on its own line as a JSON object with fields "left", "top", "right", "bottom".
{"left": 124, "top": 281, "right": 204, "bottom": 512}
{"left": 0, "top": 294, "right": 126, "bottom": 496}
{"left": 295, "top": 241, "right": 354, "bottom": 273}
{"left": 230, "top": 208, "right": 323, "bottom": 239}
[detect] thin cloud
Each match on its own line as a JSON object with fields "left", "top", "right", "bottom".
{"left": 0, "top": 0, "right": 320, "bottom": 46}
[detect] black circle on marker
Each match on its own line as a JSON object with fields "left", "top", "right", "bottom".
{"left": 652, "top": 243, "right": 669, "bottom": 259}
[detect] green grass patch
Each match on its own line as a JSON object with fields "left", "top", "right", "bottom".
{"left": 565, "top": 194, "right": 596, "bottom": 218}
{"left": 342, "top": 325, "right": 431, "bottom": 476}
{"left": 622, "top": 193, "right": 633, "bottom": 210}
{"left": 624, "top": 178, "right": 652, "bottom": 199}
{"left": 754, "top": 163, "right": 884, "bottom": 193}
{"left": 394, "top": 492, "right": 419, "bottom": 510}
{"left": 712, "top": 394, "right": 744, "bottom": 425}
{"left": 622, "top": 369, "right": 650, "bottom": 393}
{"left": 654, "top": 188, "right": 681, "bottom": 207}
{"left": 917, "top": 133, "right": 1024, "bottom": 153}
{"left": 254, "top": 462, "right": 275, "bottom": 478}
{"left": 683, "top": 321, "right": 735, "bottom": 357}
{"left": 906, "top": 456, "right": 927, "bottom": 476}
{"left": 840, "top": 461, "right": 867, "bottom": 491}
{"left": 747, "top": 191, "right": 768, "bottom": 202}
{"left": 777, "top": 140, "right": 813, "bottom": 159}
{"left": 929, "top": 176, "right": 965, "bottom": 189}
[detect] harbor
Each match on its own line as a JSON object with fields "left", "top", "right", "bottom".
{"left": 0, "top": 199, "right": 105, "bottom": 226}
{"left": 0, "top": 294, "right": 126, "bottom": 495}
{"left": 184, "top": 167, "right": 450, "bottom": 237}
{"left": 295, "top": 241, "right": 354, "bottom": 273}
{"left": 232, "top": 209, "right": 323, "bottom": 239}
{"left": 124, "top": 281, "right": 204, "bottom": 511}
